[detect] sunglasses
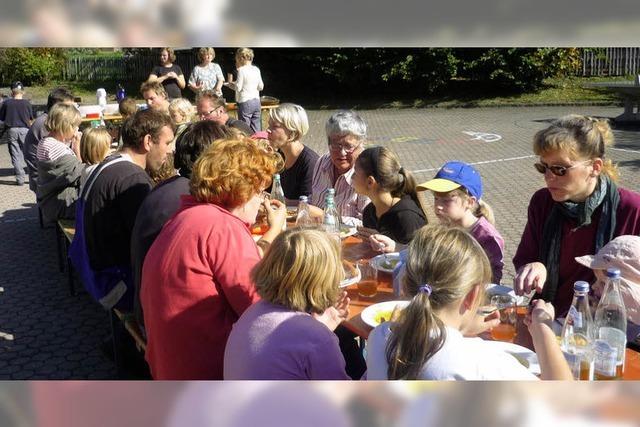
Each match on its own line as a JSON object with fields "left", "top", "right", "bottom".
{"left": 533, "top": 160, "right": 592, "bottom": 177}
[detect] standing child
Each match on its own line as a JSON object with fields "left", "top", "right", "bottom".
{"left": 366, "top": 225, "right": 572, "bottom": 380}
{"left": 226, "top": 48, "right": 264, "bottom": 133}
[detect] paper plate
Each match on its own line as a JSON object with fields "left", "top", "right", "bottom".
{"left": 370, "top": 253, "right": 401, "bottom": 273}
{"left": 483, "top": 340, "right": 541, "bottom": 376}
{"left": 340, "top": 261, "right": 361, "bottom": 288}
{"left": 361, "top": 300, "right": 410, "bottom": 328}
{"left": 339, "top": 227, "right": 357, "bottom": 239}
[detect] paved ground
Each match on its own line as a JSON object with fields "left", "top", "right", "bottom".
{"left": 1, "top": 105, "right": 639, "bottom": 379}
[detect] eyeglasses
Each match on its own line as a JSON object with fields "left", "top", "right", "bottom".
{"left": 329, "top": 141, "right": 362, "bottom": 154}
{"left": 533, "top": 160, "right": 592, "bottom": 177}
{"left": 199, "top": 107, "right": 220, "bottom": 118}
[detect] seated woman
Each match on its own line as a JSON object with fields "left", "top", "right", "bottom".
{"left": 141, "top": 137, "right": 286, "bottom": 380}
{"left": 36, "top": 103, "right": 84, "bottom": 222}
{"left": 352, "top": 146, "right": 426, "bottom": 245}
{"left": 514, "top": 115, "right": 640, "bottom": 317}
{"left": 224, "top": 227, "right": 351, "bottom": 380}
{"left": 266, "top": 103, "right": 319, "bottom": 202}
{"left": 366, "top": 224, "right": 573, "bottom": 380}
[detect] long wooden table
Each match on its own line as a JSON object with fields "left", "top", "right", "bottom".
{"left": 339, "top": 234, "right": 640, "bottom": 380}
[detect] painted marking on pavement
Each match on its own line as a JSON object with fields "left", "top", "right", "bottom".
{"left": 412, "top": 155, "right": 536, "bottom": 174}
{"left": 462, "top": 131, "right": 503, "bottom": 143}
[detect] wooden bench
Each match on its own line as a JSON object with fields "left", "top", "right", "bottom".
{"left": 56, "top": 219, "right": 76, "bottom": 295}
{"left": 113, "top": 309, "right": 147, "bottom": 353}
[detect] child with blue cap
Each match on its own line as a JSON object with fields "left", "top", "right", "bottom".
{"left": 371, "top": 161, "right": 504, "bottom": 285}
{"left": 417, "top": 161, "right": 504, "bottom": 283}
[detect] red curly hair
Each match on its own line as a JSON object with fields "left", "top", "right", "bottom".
{"left": 190, "top": 137, "right": 280, "bottom": 208}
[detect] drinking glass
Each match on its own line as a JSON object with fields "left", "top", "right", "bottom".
{"left": 490, "top": 294, "right": 517, "bottom": 342}
{"left": 357, "top": 260, "right": 378, "bottom": 298}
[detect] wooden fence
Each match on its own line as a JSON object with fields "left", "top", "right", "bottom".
{"left": 582, "top": 48, "right": 640, "bottom": 77}
{"left": 63, "top": 48, "right": 640, "bottom": 81}
{"left": 63, "top": 51, "right": 199, "bottom": 82}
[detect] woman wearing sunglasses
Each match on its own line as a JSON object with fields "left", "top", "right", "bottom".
{"left": 514, "top": 114, "right": 640, "bottom": 318}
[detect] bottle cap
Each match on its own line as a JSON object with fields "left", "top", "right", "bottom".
{"left": 328, "top": 188, "right": 335, "bottom": 196}
{"left": 606, "top": 268, "right": 621, "bottom": 279}
{"left": 299, "top": 195, "right": 308, "bottom": 202}
{"left": 573, "top": 280, "right": 590, "bottom": 293}
{"left": 274, "top": 173, "right": 280, "bottom": 180}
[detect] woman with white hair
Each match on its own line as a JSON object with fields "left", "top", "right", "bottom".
{"left": 266, "top": 103, "right": 319, "bottom": 202}
{"left": 310, "top": 110, "right": 370, "bottom": 225}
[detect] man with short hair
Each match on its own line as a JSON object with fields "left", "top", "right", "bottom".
{"left": 79, "top": 109, "right": 175, "bottom": 310}
{"left": 196, "top": 90, "right": 252, "bottom": 135}
{"left": 0, "top": 81, "right": 34, "bottom": 185}
{"left": 140, "top": 81, "right": 170, "bottom": 113}
{"left": 23, "top": 86, "right": 75, "bottom": 193}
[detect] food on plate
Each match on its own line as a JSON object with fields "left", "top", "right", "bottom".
{"left": 373, "top": 307, "right": 403, "bottom": 324}
{"left": 339, "top": 225, "right": 356, "bottom": 239}
{"left": 380, "top": 257, "right": 399, "bottom": 270}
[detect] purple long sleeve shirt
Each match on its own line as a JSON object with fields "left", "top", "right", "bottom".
{"left": 224, "top": 300, "right": 350, "bottom": 380}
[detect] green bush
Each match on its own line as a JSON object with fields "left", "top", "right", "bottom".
{"left": 455, "top": 48, "right": 582, "bottom": 92}
{"left": 0, "top": 48, "right": 66, "bottom": 86}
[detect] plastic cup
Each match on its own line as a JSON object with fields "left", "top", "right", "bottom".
{"left": 357, "top": 260, "right": 378, "bottom": 298}
{"left": 490, "top": 294, "right": 517, "bottom": 342}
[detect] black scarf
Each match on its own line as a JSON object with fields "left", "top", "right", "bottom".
{"left": 537, "top": 175, "right": 620, "bottom": 303}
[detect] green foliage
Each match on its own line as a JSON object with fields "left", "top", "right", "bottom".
{"left": 0, "top": 48, "right": 66, "bottom": 85}
{"left": 455, "top": 48, "right": 581, "bottom": 92}
{"left": 289, "top": 48, "right": 457, "bottom": 96}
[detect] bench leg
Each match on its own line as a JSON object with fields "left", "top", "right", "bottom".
{"left": 55, "top": 225, "right": 65, "bottom": 273}
{"left": 64, "top": 239, "right": 75, "bottom": 296}
{"left": 38, "top": 206, "right": 44, "bottom": 229}
{"left": 110, "top": 311, "right": 125, "bottom": 379}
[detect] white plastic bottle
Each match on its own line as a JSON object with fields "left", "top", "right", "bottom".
{"left": 594, "top": 268, "right": 627, "bottom": 380}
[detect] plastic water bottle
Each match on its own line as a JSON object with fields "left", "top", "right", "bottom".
{"left": 594, "top": 268, "right": 627, "bottom": 380}
{"left": 271, "top": 174, "right": 285, "bottom": 204}
{"left": 116, "top": 84, "right": 126, "bottom": 102}
{"left": 560, "top": 281, "right": 594, "bottom": 380}
{"left": 270, "top": 174, "right": 286, "bottom": 230}
{"left": 295, "top": 196, "right": 313, "bottom": 228}
{"left": 323, "top": 193, "right": 341, "bottom": 237}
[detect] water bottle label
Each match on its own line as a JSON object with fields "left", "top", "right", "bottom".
{"left": 598, "top": 327, "right": 627, "bottom": 364}
{"left": 568, "top": 305, "right": 582, "bottom": 328}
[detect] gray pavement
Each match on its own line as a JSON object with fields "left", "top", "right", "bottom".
{"left": 1, "top": 105, "right": 639, "bottom": 379}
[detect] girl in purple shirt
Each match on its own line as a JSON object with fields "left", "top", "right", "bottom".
{"left": 415, "top": 161, "right": 505, "bottom": 283}
{"left": 224, "top": 228, "right": 351, "bottom": 380}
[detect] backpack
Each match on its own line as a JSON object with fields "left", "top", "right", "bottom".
{"left": 68, "top": 155, "right": 134, "bottom": 311}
